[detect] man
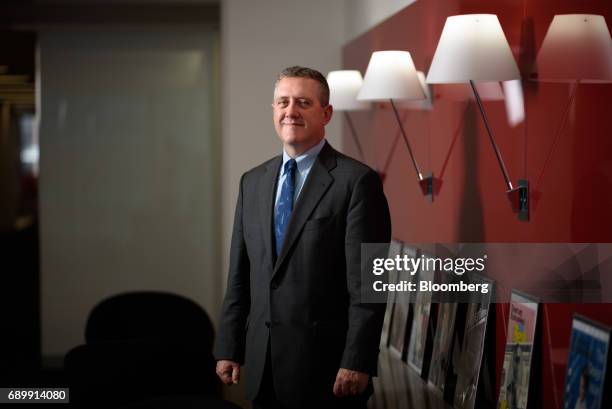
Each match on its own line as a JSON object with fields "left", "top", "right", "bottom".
{"left": 215, "top": 66, "right": 391, "bottom": 409}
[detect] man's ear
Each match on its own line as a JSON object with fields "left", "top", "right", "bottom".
{"left": 324, "top": 104, "right": 333, "bottom": 125}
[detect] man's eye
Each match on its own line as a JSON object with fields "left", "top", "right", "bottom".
{"left": 298, "top": 100, "right": 311, "bottom": 107}
{"left": 277, "top": 100, "right": 288, "bottom": 107}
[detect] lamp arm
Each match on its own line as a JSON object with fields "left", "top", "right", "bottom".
{"left": 469, "top": 80, "right": 513, "bottom": 191}
{"left": 343, "top": 112, "right": 366, "bottom": 162}
{"left": 389, "top": 99, "right": 423, "bottom": 181}
{"left": 534, "top": 80, "right": 579, "bottom": 192}
{"left": 381, "top": 115, "right": 404, "bottom": 175}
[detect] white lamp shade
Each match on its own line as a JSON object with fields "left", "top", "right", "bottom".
{"left": 399, "top": 71, "right": 433, "bottom": 110}
{"left": 426, "top": 14, "right": 520, "bottom": 83}
{"left": 357, "top": 51, "right": 426, "bottom": 101}
{"left": 534, "top": 14, "right": 612, "bottom": 83}
{"left": 327, "top": 70, "right": 371, "bottom": 111}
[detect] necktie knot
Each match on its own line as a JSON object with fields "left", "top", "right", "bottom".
{"left": 284, "top": 159, "right": 297, "bottom": 175}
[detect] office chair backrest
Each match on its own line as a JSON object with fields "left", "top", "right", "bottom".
{"left": 85, "top": 291, "right": 214, "bottom": 351}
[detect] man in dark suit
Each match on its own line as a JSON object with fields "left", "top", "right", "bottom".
{"left": 215, "top": 66, "right": 391, "bottom": 409}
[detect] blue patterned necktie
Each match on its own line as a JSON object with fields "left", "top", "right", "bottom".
{"left": 275, "top": 159, "right": 297, "bottom": 257}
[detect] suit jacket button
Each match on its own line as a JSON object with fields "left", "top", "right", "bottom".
{"left": 265, "top": 321, "right": 270, "bottom": 328}
{"left": 271, "top": 283, "right": 279, "bottom": 290}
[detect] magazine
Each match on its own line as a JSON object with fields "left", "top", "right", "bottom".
{"left": 563, "top": 315, "right": 611, "bottom": 409}
{"left": 428, "top": 269, "right": 459, "bottom": 393}
{"left": 407, "top": 252, "right": 435, "bottom": 374}
{"left": 497, "top": 290, "right": 539, "bottom": 409}
{"left": 381, "top": 239, "right": 404, "bottom": 348}
{"left": 453, "top": 274, "right": 494, "bottom": 409}
{"left": 388, "top": 245, "right": 417, "bottom": 359}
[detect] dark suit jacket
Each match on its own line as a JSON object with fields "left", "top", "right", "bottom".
{"left": 215, "top": 141, "right": 391, "bottom": 408}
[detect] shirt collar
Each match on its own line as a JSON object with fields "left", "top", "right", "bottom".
{"left": 281, "top": 138, "right": 326, "bottom": 175}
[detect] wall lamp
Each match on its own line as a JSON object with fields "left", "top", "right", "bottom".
{"left": 531, "top": 15, "right": 612, "bottom": 204}
{"left": 534, "top": 14, "right": 612, "bottom": 84}
{"left": 427, "top": 14, "right": 528, "bottom": 220}
{"left": 326, "top": 70, "right": 371, "bottom": 163}
{"left": 357, "top": 51, "right": 433, "bottom": 200}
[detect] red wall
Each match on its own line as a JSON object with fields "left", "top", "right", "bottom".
{"left": 342, "top": 1, "right": 612, "bottom": 407}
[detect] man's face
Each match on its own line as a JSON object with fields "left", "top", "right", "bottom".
{"left": 272, "top": 77, "right": 333, "bottom": 156}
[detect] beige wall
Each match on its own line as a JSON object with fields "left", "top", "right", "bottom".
{"left": 220, "top": 0, "right": 345, "bottom": 296}
{"left": 344, "top": 0, "right": 418, "bottom": 42}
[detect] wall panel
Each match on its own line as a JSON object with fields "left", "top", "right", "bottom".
{"left": 343, "top": 1, "right": 612, "bottom": 407}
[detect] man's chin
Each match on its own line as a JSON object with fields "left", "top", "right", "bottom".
{"left": 280, "top": 133, "right": 304, "bottom": 144}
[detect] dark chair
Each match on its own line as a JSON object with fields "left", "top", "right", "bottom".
{"left": 65, "top": 291, "right": 220, "bottom": 408}
{"left": 85, "top": 291, "right": 215, "bottom": 352}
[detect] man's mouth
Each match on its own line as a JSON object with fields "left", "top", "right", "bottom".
{"left": 282, "top": 122, "right": 304, "bottom": 126}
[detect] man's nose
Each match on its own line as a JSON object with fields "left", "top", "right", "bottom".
{"left": 285, "top": 100, "right": 300, "bottom": 116}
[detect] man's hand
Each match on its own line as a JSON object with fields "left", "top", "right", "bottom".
{"left": 216, "top": 360, "right": 240, "bottom": 385}
{"left": 333, "top": 368, "right": 369, "bottom": 397}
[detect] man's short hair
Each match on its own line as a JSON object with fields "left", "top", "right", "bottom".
{"left": 274, "top": 66, "right": 330, "bottom": 107}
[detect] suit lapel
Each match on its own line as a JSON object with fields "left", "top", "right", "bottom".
{"left": 260, "top": 156, "right": 282, "bottom": 271}
{"left": 273, "top": 142, "right": 337, "bottom": 276}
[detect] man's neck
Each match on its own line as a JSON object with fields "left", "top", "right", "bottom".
{"left": 284, "top": 137, "right": 325, "bottom": 158}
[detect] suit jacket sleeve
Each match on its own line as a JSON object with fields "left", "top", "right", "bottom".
{"left": 214, "top": 173, "right": 251, "bottom": 363}
{"left": 340, "top": 169, "right": 391, "bottom": 375}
